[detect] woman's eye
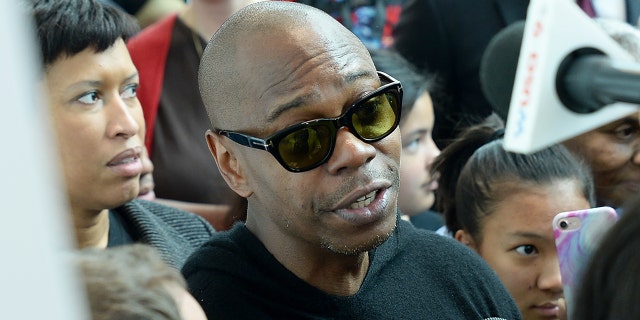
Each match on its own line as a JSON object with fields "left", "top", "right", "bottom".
{"left": 121, "top": 84, "right": 138, "bottom": 99}
{"left": 515, "top": 245, "right": 537, "bottom": 256}
{"left": 77, "top": 91, "right": 100, "bottom": 104}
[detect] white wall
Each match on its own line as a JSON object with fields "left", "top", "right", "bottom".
{"left": 0, "top": 2, "right": 87, "bottom": 319}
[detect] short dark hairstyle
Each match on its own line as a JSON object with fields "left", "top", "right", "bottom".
{"left": 29, "top": 0, "right": 139, "bottom": 66}
{"left": 368, "top": 48, "right": 438, "bottom": 124}
{"left": 76, "top": 244, "right": 186, "bottom": 320}
{"left": 432, "top": 124, "right": 595, "bottom": 238}
{"left": 572, "top": 195, "right": 640, "bottom": 320}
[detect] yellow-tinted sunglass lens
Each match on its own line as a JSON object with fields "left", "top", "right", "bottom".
{"left": 278, "top": 126, "right": 332, "bottom": 169}
{"left": 352, "top": 92, "right": 397, "bottom": 139}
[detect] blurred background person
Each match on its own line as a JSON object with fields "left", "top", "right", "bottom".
{"left": 76, "top": 244, "right": 207, "bottom": 320}
{"left": 127, "top": 0, "right": 266, "bottom": 231}
{"left": 561, "top": 19, "right": 640, "bottom": 210}
{"left": 369, "top": 48, "right": 443, "bottom": 230}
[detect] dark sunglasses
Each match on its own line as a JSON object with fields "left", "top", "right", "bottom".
{"left": 215, "top": 71, "right": 403, "bottom": 172}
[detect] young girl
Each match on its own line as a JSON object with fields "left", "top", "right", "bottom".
{"left": 432, "top": 125, "right": 595, "bottom": 320}
{"left": 369, "top": 49, "right": 442, "bottom": 230}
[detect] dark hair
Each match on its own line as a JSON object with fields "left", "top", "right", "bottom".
{"left": 76, "top": 244, "right": 186, "bottom": 320}
{"left": 572, "top": 196, "right": 640, "bottom": 320}
{"left": 368, "top": 48, "right": 438, "bottom": 123}
{"left": 432, "top": 124, "right": 595, "bottom": 238}
{"left": 29, "top": 0, "right": 139, "bottom": 66}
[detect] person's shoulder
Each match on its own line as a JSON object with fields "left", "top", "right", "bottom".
{"left": 409, "top": 210, "right": 444, "bottom": 231}
{"left": 396, "top": 220, "right": 492, "bottom": 269}
{"left": 125, "top": 199, "right": 216, "bottom": 234}
{"left": 393, "top": 221, "right": 522, "bottom": 319}
{"left": 191, "top": 222, "right": 246, "bottom": 253}
{"left": 366, "top": 221, "right": 522, "bottom": 319}
{"left": 181, "top": 223, "right": 250, "bottom": 276}
{"left": 399, "top": 219, "right": 461, "bottom": 247}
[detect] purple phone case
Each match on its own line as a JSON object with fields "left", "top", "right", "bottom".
{"left": 553, "top": 206, "right": 618, "bottom": 318}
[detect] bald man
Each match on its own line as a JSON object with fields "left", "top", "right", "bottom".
{"left": 181, "top": 2, "right": 522, "bottom": 319}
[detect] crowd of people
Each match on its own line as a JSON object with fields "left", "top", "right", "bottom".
{"left": 19, "top": 0, "right": 640, "bottom": 319}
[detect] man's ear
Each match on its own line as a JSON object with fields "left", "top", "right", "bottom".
{"left": 454, "top": 229, "right": 477, "bottom": 251}
{"left": 205, "top": 130, "right": 253, "bottom": 198}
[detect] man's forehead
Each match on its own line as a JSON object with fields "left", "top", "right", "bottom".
{"left": 241, "top": 20, "right": 357, "bottom": 52}
{"left": 225, "top": 65, "right": 377, "bottom": 137}
{"left": 266, "top": 69, "right": 378, "bottom": 120}
{"left": 235, "top": 24, "right": 372, "bottom": 92}
{"left": 209, "top": 3, "right": 376, "bottom": 130}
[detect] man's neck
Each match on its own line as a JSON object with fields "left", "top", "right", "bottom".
{"left": 246, "top": 216, "right": 371, "bottom": 296}
{"left": 291, "top": 251, "right": 370, "bottom": 296}
{"left": 72, "top": 208, "right": 110, "bottom": 249}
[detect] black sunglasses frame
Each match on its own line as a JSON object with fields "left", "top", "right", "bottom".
{"left": 215, "top": 71, "right": 403, "bottom": 172}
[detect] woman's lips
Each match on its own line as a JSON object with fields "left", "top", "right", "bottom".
{"left": 107, "top": 146, "right": 143, "bottom": 177}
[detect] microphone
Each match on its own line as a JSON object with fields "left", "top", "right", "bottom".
{"left": 558, "top": 50, "right": 640, "bottom": 113}
{"left": 480, "top": 0, "right": 639, "bottom": 153}
{"left": 480, "top": 21, "right": 525, "bottom": 121}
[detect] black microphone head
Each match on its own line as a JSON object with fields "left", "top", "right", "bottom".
{"left": 480, "top": 21, "right": 526, "bottom": 121}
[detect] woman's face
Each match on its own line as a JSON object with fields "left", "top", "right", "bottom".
{"left": 563, "top": 114, "right": 640, "bottom": 208}
{"left": 398, "top": 92, "right": 440, "bottom": 216}
{"left": 456, "top": 180, "right": 590, "bottom": 320}
{"left": 45, "top": 39, "right": 145, "bottom": 213}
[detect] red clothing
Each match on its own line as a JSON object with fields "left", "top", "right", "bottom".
{"left": 127, "top": 14, "right": 177, "bottom": 155}
{"left": 126, "top": 14, "right": 247, "bottom": 231}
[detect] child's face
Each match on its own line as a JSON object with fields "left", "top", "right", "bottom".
{"left": 459, "top": 180, "right": 590, "bottom": 320}
{"left": 398, "top": 92, "right": 440, "bottom": 216}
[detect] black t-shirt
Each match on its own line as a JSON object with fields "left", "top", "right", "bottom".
{"left": 183, "top": 218, "right": 522, "bottom": 319}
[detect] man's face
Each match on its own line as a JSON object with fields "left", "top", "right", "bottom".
{"left": 223, "top": 28, "right": 401, "bottom": 255}
{"left": 563, "top": 113, "right": 640, "bottom": 207}
{"left": 45, "top": 39, "right": 145, "bottom": 212}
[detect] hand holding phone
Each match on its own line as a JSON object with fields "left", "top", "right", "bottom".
{"left": 553, "top": 206, "right": 618, "bottom": 319}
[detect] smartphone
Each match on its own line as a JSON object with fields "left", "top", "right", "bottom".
{"left": 553, "top": 206, "right": 618, "bottom": 319}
